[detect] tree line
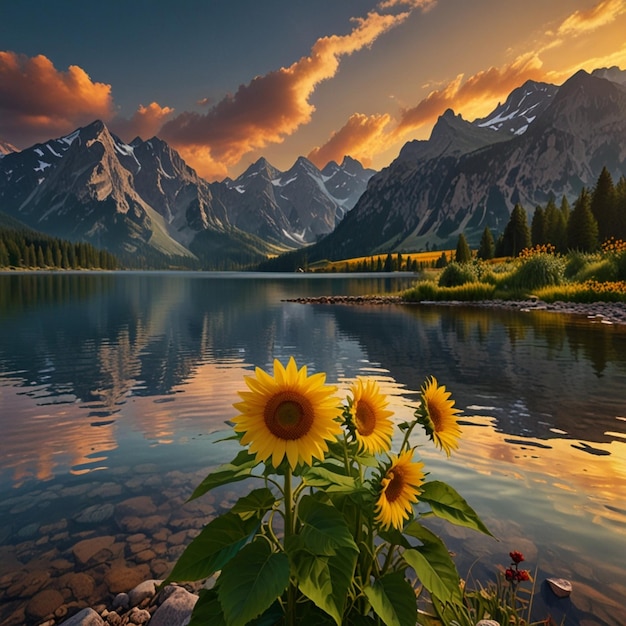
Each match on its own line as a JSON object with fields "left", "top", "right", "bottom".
{"left": 459, "top": 166, "right": 626, "bottom": 262}
{"left": 0, "top": 228, "right": 118, "bottom": 270}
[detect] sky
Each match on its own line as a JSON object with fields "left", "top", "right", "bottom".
{"left": 1, "top": 0, "right": 626, "bottom": 181}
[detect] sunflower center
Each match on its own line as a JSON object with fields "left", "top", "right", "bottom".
{"left": 384, "top": 468, "right": 405, "bottom": 503}
{"left": 264, "top": 391, "right": 314, "bottom": 440}
{"left": 355, "top": 400, "right": 376, "bottom": 436}
{"left": 427, "top": 400, "right": 443, "bottom": 430}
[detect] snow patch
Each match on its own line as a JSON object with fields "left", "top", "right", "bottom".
{"left": 34, "top": 160, "right": 51, "bottom": 172}
{"left": 34, "top": 148, "right": 44, "bottom": 157}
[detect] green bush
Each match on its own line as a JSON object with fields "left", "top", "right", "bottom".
{"left": 438, "top": 262, "right": 479, "bottom": 287}
{"left": 403, "top": 281, "right": 495, "bottom": 302}
{"left": 572, "top": 258, "right": 616, "bottom": 282}
{"left": 613, "top": 250, "right": 626, "bottom": 281}
{"left": 508, "top": 253, "right": 566, "bottom": 291}
{"left": 564, "top": 251, "right": 596, "bottom": 279}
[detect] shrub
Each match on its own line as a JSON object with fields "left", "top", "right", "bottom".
{"left": 438, "top": 262, "right": 479, "bottom": 287}
{"left": 508, "top": 253, "right": 566, "bottom": 291}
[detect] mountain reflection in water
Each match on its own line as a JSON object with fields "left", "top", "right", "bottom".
{"left": 0, "top": 272, "right": 625, "bottom": 626}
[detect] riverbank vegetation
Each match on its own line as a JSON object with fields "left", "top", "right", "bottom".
{"left": 403, "top": 239, "right": 626, "bottom": 303}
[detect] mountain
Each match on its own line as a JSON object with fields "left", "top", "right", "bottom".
{"left": 473, "top": 79, "right": 558, "bottom": 135}
{"left": 224, "top": 154, "right": 375, "bottom": 246}
{"left": 0, "top": 122, "right": 373, "bottom": 266}
{"left": 305, "top": 68, "right": 626, "bottom": 261}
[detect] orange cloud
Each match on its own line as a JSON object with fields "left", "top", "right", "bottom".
{"left": 556, "top": 0, "right": 626, "bottom": 36}
{"left": 160, "top": 7, "right": 420, "bottom": 177}
{"left": 393, "top": 53, "right": 545, "bottom": 137}
{"left": 307, "top": 112, "right": 391, "bottom": 168}
{"left": 0, "top": 51, "right": 113, "bottom": 147}
{"left": 111, "top": 102, "right": 175, "bottom": 142}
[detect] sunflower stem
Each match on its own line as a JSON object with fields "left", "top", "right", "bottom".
{"left": 284, "top": 465, "right": 296, "bottom": 626}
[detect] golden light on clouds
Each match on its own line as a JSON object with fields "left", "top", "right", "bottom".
{"left": 307, "top": 112, "right": 391, "bottom": 168}
{"left": 556, "top": 0, "right": 626, "bottom": 36}
{"left": 159, "top": 7, "right": 416, "bottom": 179}
{"left": 1, "top": 0, "right": 625, "bottom": 178}
{"left": 0, "top": 51, "right": 114, "bottom": 145}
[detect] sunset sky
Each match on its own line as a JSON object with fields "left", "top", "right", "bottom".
{"left": 2, "top": 0, "right": 626, "bottom": 181}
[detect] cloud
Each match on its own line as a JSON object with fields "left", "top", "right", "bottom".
{"left": 307, "top": 113, "right": 391, "bottom": 168}
{"left": 111, "top": 102, "right": 175, "bottom": 141}
{"left": 0, "top": 51, "right": 114, "bottom": 147}
{"left": 393, "top": 53, "right": 545, "bottom": 136}
{"left": 160, "top": 5, "right": 426, "bottom": 176}
{"left": 556, "top": 0, "right": 626, "bottom": 36}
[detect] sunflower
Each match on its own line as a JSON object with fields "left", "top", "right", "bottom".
{"left": 347, "top": 377, "right": 394, "bottom": 454}
{"left": 232, "top": 357, "right": 342, "bottom": 469}
{"left": 416, "top": 376, "right": 462, "bottom": 456}
{"left": 374, "top": 449, "right": 424, "bottom": 530}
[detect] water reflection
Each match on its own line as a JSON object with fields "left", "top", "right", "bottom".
{"left": 1, "top": 272, "right": 625, "bottom": 625}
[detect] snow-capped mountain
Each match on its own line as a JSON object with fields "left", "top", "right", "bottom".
{"left": 0, "top": 121, "right": 374, "bottom": 264}
{"left": 305, "top": 67, "right": 626, "bottom": 261}
{"left": 224, "top": 155, "right": 375, "bottom": 245}
{"left": 473, "top": 80, "right": 558, "bottom": 135}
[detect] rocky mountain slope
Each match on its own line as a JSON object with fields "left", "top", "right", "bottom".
{"left": 308, "top": 67, "right": 626, "bottom": 261}
{"left": 0, "top": 122, "right": 374, "bottom": 265}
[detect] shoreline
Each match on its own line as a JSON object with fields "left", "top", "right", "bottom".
{"left": 283, "top": 295, "right": 626, "bottom": 326}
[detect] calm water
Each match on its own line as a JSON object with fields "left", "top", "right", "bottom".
{"left": 1, "top": 272, "right": 625, "bottom": 625}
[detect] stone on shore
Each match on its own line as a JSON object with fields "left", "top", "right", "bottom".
{"left": 149, "top": 586, "right": 198, "bottom": 626}
{"left": 57, "top": 607, "right": 105, "bottom": 626}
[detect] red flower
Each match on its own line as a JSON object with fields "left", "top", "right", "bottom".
{"left": 505, "top": 568, "right": 516, "bottom": 581}
{"left": 509, "top": 550, "right": 525, "bottom": 564}
{"left": 517, "top": 569, "right": 530, "bottom": 582}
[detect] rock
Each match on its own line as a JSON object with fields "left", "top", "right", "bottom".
{"left": 476, "top": 621, "right": 500, "bottom": 626}
{"left": 546, "top": 577, "right": 572, "bottom": 598}
{"left": 74, "top": 503, "right": 115, "bottom": 525}
{"left": 128, "top": 579, "right": 161, "bottom": 607}
{"left": 116, "top": 496, "right": 157, "bottom": 518}
{"left": 72, "top": 536, "right": 116, "bottom": 567}
{"left": 127, "top": 607, "right": 151, "bottom": 624}
{"left": 112, "top": 592, "right": 129, "bottom": 610}
{"left": 104, "top": 565, "right": 151, "bottom": 595}
{"left": 61, "top": 572, "right": 96, "bottom": 600}
{"left": 149, "top": 586, "right": 198, "bottom": 626}
{"left": 25, "top": 588, "right": 65, "bottom": 621}
{"left": 57, "top": 607, "right": 105, "bottom": 626}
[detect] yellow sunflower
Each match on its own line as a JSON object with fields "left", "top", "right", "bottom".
{"left": 232, "top": 357, "right": 342, "bottom": 469}
{"left": 348, "top": 377, "right": 394, "bottom": 454}
{"left": 374, "top": 449, "right": 424, "bottom": 530}
{"left": 417, "top": 376, "right": 462, "bottom": 456}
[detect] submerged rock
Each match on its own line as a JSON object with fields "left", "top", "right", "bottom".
{"left": 546, "top": 577, "right": 572, "bottom": 598}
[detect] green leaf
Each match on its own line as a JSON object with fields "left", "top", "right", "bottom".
{"left": 302, "top": 464, "right": 356, "bottom": 490}
{"left": 419, "top": 480, "right": 493, "bottom": 536}
{"left": 298, "top": 494, "right": 359, "bottom": 555}
{"left": 217, "top": 540, "right": 289, "bottom": 626}
{"left": 364, "top": 571, "right": 418, "bottom": 626}
{"left": 289, "top": 544, "right": 358, "bottom": 625}
{"left": 402, "top": 522, "right": 463, "bottom": 606}
{"left": 230, "top": 487, "right": 276, "bottom": 520}
{"left": 188, "top": 449, "right": 259, "bottom": 501}
{"left": 188, "top": 589, "right": 225, "bottom": 626}
{"left": 164, "top": 512, "right": 259, "bottom": 583}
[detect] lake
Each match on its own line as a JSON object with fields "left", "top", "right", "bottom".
{"left": 1, "top": 271, "right": 625, "bottom": 625}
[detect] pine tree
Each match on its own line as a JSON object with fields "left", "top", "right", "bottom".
{"left": 567, "top": 187, "right": 599, "bottom": 252}
{"left": 531, "top": 205, "right": 547, "bottom": 246}
{"left": 500, "top": 204, "right": 531, "bottom": 257}
{"left": 455, "top": 233, "right": 472, "bottom": 263}
{"left": 544, "top": 198, "right": 567, "bottom": 252}
{"left": 477, "top": 226, "right": 495, "bottom": 260}
{"left": 616, "top": 176, "right": 626, "bottom": 240}
{"left": 590, "top": 166, "right": 617, "bottom": 242}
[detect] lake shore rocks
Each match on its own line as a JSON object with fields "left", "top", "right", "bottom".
{"left": 283, "top": 295, "right": 626, "bottom": 325}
